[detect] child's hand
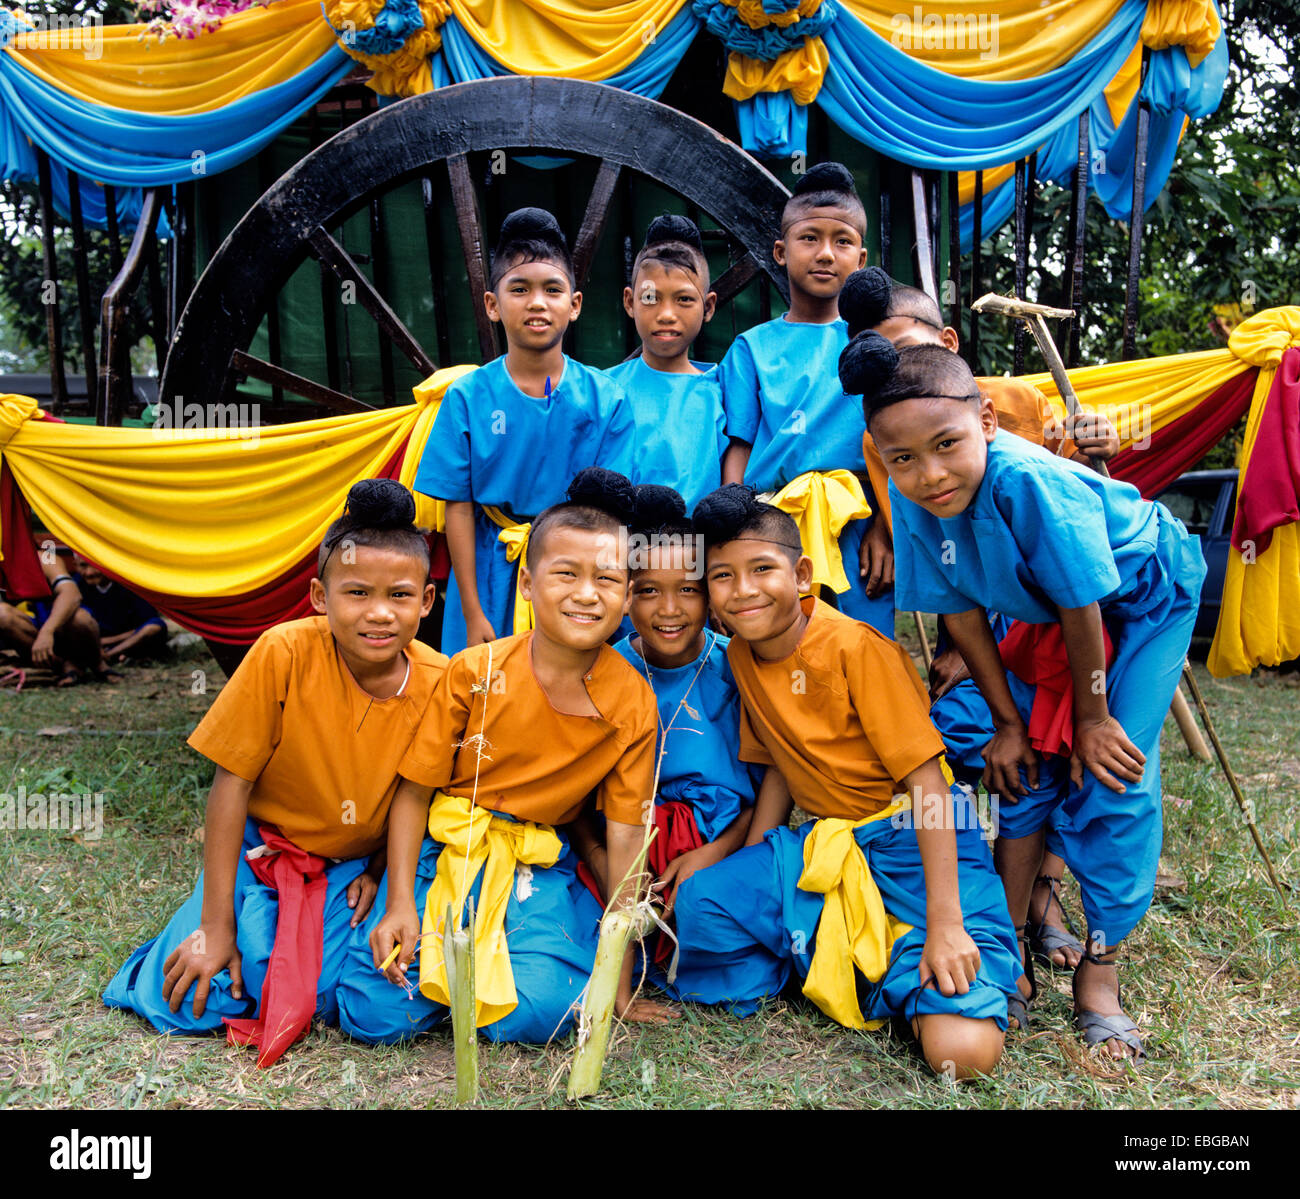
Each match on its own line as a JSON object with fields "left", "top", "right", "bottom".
{"left": 1070, "top": 715, "right": 1145, "bottom": 793}
{"left": 371, "top": 903, "right": 421, "bottom": 985}
{"left": 859, "top": 519, "right": 895, "bottom": 598}
{"left": 465, "top": 614, "right": 497, "bottom": 646}
{"left": 654, "top": 843, "right": 723, "bottom": 917}
{"left": 31, "top": 627, "right": 57, "bottom": 668}
{"left": 615, "top": 982, "right": 679, "bottom": 1024}
{"left": 981, "top": 723, "right": 1039, "bottom": 798}
{"left": 928, "top": 647, "right": 970, "bottom": 701}
{"left": 347, "top": 870, "right": 380, "bottom": 927}
{"left": 919, "top": 922, "right": 981, "bottom": 997}
{"left": 162, "top": 922, "right": 243, "bottom": 1017}
{"left": 1065, "top": 411, "right": 1120, "bottom": 460}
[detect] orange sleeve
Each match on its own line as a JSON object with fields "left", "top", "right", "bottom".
{"left": 737, "top": 700, "right": 776, "bottom": 767}
{"left": 186, "top": 628, "right": 291, "bottom": 783}
{"left": 398, "top": 652, "right": 472, "bottom": 788}
{"left": 597, "top": 689, "right": 656, "bottom": 826}
{"left": 845, "top": 637, "right": 945, "bottom": 784}
{"left": 861, "top": 430, "right": 892, "bottom": 537}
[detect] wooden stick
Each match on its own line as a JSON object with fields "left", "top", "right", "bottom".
{"left": 913, "top": 612, "right": 933, "bottom": 671}
{"left": 444, "top": 900, "right": 479, "bottom": 1105}
{"left": 1169, "top": 687, "right": 1211, "bottom": 761}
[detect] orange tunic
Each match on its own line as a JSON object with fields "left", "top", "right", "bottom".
{"left": 729, "top": 597, "right": 945, "bottom": 820}
{"left": 398, "top": 632, "right": 657, "bottom": 827}
{"left": 862, "top": 374, "right": 1077, "bottom": 536}
{"left": 187, "top": 616, "right": 449, "bottom": 859}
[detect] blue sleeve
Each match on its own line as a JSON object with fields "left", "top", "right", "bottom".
{"left": 993, "top": 461, "right": 1121, "bottom": 610}
{"left": 717, "top": 335, "right": 760, "bottom": 445}
{"left": 414, "top": 383, "right": 473, "bottom": 502}
{"left": 890, "top": 482, "right": 978, "bottom": 614}
{"left": 594, "top": 381, "right": 641, "bottom": 483}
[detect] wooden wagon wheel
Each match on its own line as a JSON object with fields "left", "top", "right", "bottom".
{"left": 161, "top": 76, "right": 792, "bottom": 412}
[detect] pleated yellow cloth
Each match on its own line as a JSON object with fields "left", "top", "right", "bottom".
{"left": 483, "top": 508, "right": 535, "bottom": 635}
{"left": 419, "top": 790, "right": 563, "bottom": 1027}
{"left": 798, "top": 796, "right": 913, "bottom": 1030}
{"left": 765, "top": 469, "right": 871, "bottom": 595}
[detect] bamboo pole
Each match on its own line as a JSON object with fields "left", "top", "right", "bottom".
{"left": 567, "top": 908, "right": 639, "bottom": 1101}
{"left": 1169, "top": 687, "right": 1211, "bottom": 761}
{"left": 444, "top": 900, "right": 479, "bottom": 1105}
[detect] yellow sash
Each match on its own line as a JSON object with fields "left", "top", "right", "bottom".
{"left": 798, "top": 797, "right": 913, "bottom": 1030}
{"left": 419, "top": 790, "right": 561, "bottom": 1027}
{"left": 766, "top": 469, "right": 870, "bottom": 595}
{"left": 482, "top": 505, "right": 534, "bottom": 635}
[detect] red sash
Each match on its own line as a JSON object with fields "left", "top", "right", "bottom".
{"left": 223, "top": 826, "right": 328, "bottom": 1068}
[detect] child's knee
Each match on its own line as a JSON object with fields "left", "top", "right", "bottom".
{"left": 916, "top": 1013, "right": 1004, "bottom": 1080}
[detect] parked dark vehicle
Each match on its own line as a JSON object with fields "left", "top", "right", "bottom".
{"left": 1154, "top": 469, "right": 1237, "bottom": 640}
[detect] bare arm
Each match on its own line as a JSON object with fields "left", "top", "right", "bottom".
{"left": 445, "top": 500, "right": 495, "bottom": 644}
{"left": 31, "top": 573, "right": 83, "bottom": 667}
{"left": 944, "top": 607, "right": 1038, "bottom": 797}
{"left": 371, "top": 776, "right": 434, "bottom": 980}
{"left": 1058, "top": 602, "right": 1145, "bottom": 792}
{"left": 744, "top": 766, "right": 793, "bottom": 846}
{"left": 721, "top": 440, "right": 751, "bottom": 487}
{"left": 161, "top": 766, "right": 253, "bottom": 1015}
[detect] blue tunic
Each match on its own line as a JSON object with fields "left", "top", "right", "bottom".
{"left": 613, "top": 631, "right": 759, "bottom": 844}
{"left": 414, "top": 355, "right": 639, "bottom": 654}
{"left": 603, "top": 357, "right": 726, "bottom": 512}
{"left": 717, "top": 317, "right": 893, "bottom": 635}
{"left": 893, "top": 431, "right": 1206, "bottom": 943}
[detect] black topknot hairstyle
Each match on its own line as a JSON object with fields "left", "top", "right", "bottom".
{"left": 631, "top": 483, "right": 692, "bottom": 540}
{"left": 525, "top": 467, "right": 636, "bottom": 571}
{"left": 631, "top": 213, "right": 710, "bottom": 286}
{"left": 490, "top": 206, "right": 575, "bottom": 290}
{"left": 838, "top": 334, "right": 982, "bottom": 424}
{"left": 692, "top": 484, "right": 802, "bottom": 564}
{"left": 781, "top": 161, "right": 867, "bottom": 236}
{"left": 839, "top": 268, "right": 944, "bottom": 336}
{"left": 318, "top": 478, "right": 429, "bottom": 579}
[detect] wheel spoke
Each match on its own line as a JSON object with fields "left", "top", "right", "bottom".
{"left": 711, "top": 254, "right": 760, "bottom": 307}
{"left": 308, "top": 225, "right": 437, "bottom": 376}
{"left": 572, "top": 159, "right": 623, "bottom": 290}
{"left": 447, "top": 153, "right": 498, "bottom": 361}
{"left": 231, "top": 349, "right": 371, "bottom": 413}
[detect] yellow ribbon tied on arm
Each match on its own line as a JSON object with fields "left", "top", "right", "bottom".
{"left": 419, "top": 790, "right": 562, "bottom": 1027}
{"left": 798, "top": 797, "right": 912, "bottom": 1030}
{"left": 766, "top": 469, "right": 870, "bottom": 595}
{"left": 483, "top": 507, "right": 534, "bottom": 636}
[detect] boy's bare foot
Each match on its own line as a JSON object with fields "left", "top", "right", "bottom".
{"left": 1073, "top": 952, "right": 1143, "bottom": 1060}
{"left": 1028, "top": 874, "right": 1084, "bottom": 969}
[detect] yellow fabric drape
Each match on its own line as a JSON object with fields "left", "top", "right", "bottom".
{"left": 730, "top": 0, "right": 821, "bottom": 29}
{"left": 407, "top": 367, "right": 478, "bottom": 532}
{"left": 484, "top": 507, "right": 535, "bottom": 635}
{"left": 799, "top": 796, "right": 913, "bottom": 1030}
{"left": 723, "top": 37, "right": 829, "bottom": 105}
{"left": 4, "top": 0, "right": 337, "bottom": 116}
{"left": 840, "top": 1, "right": 1127, "bottom": 81}
{"left": 0, "top": 366, "right": 471, "bottom": 596}
{"left": 419, "top": 790, "right": 563, "bottom": 1027}
{"left": 1140, "top": 0, "right": 1220, "bottom": 69}
{"left": 766, "top": 469, "right": 870, "bottom": 595}
{"left": 324, "top": 0, "right": 450, "bottom": 98}
{"left": 446, "top": 0, "right": 686, "bottom": 78}
{"left": 1207, "top": 309, "right": 1300, "bottom": 676}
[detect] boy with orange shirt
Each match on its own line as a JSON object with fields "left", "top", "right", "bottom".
{"left": 337, "top": 469, "right": 674, "bottom": 1045}
{"left": 672, "top": 485, "right": 1020, "bottom": 1077}
{"left": 103, "top": 481, "right": 445, "bottom": 1066}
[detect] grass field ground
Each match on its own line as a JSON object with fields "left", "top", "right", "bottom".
{"left": 1, "top": 635, "right": 1297, "bottom": 1110}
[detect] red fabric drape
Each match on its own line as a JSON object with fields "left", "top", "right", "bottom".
{"left": 999, "top": 620, "right": 1116, "bottom": 758}
{"left": 223, "top": 826, "right": 329, "bottom": 1069}
{"left": 1231, "top": 346, "right": 1300, "bottom": 554}
{"left": 0, "top": 459, "right": 52, "bottom": 602}
{"left": 1109, "top": 371, "right": 1255, "bottom": 499}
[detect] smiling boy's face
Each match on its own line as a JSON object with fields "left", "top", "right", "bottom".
{"left": 628, "top": 545, "right": 708, "bottom": 668}
{"left": 869, "top": 394, "right": 999, "bottom": 518}
{"left": 485, "top": 259, "right": 580, "bottom": 353}
{"left": 624, "top": 261, "right": 715, "bottom": 368}
{"left": 704, "top": 538, "right": 812, "bottom": 647}
{"left": 309, "top": 544, "right": 434, "bottom": 669}
{"left": 520, "top": 524, "right": 629, "bottom": 652}
{"left": 776, "top": 208, "right": 867, "bottom": 303}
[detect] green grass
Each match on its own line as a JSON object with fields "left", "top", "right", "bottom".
{"left": 1, "top": 637, "right": 1297, "bottom": 1109}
